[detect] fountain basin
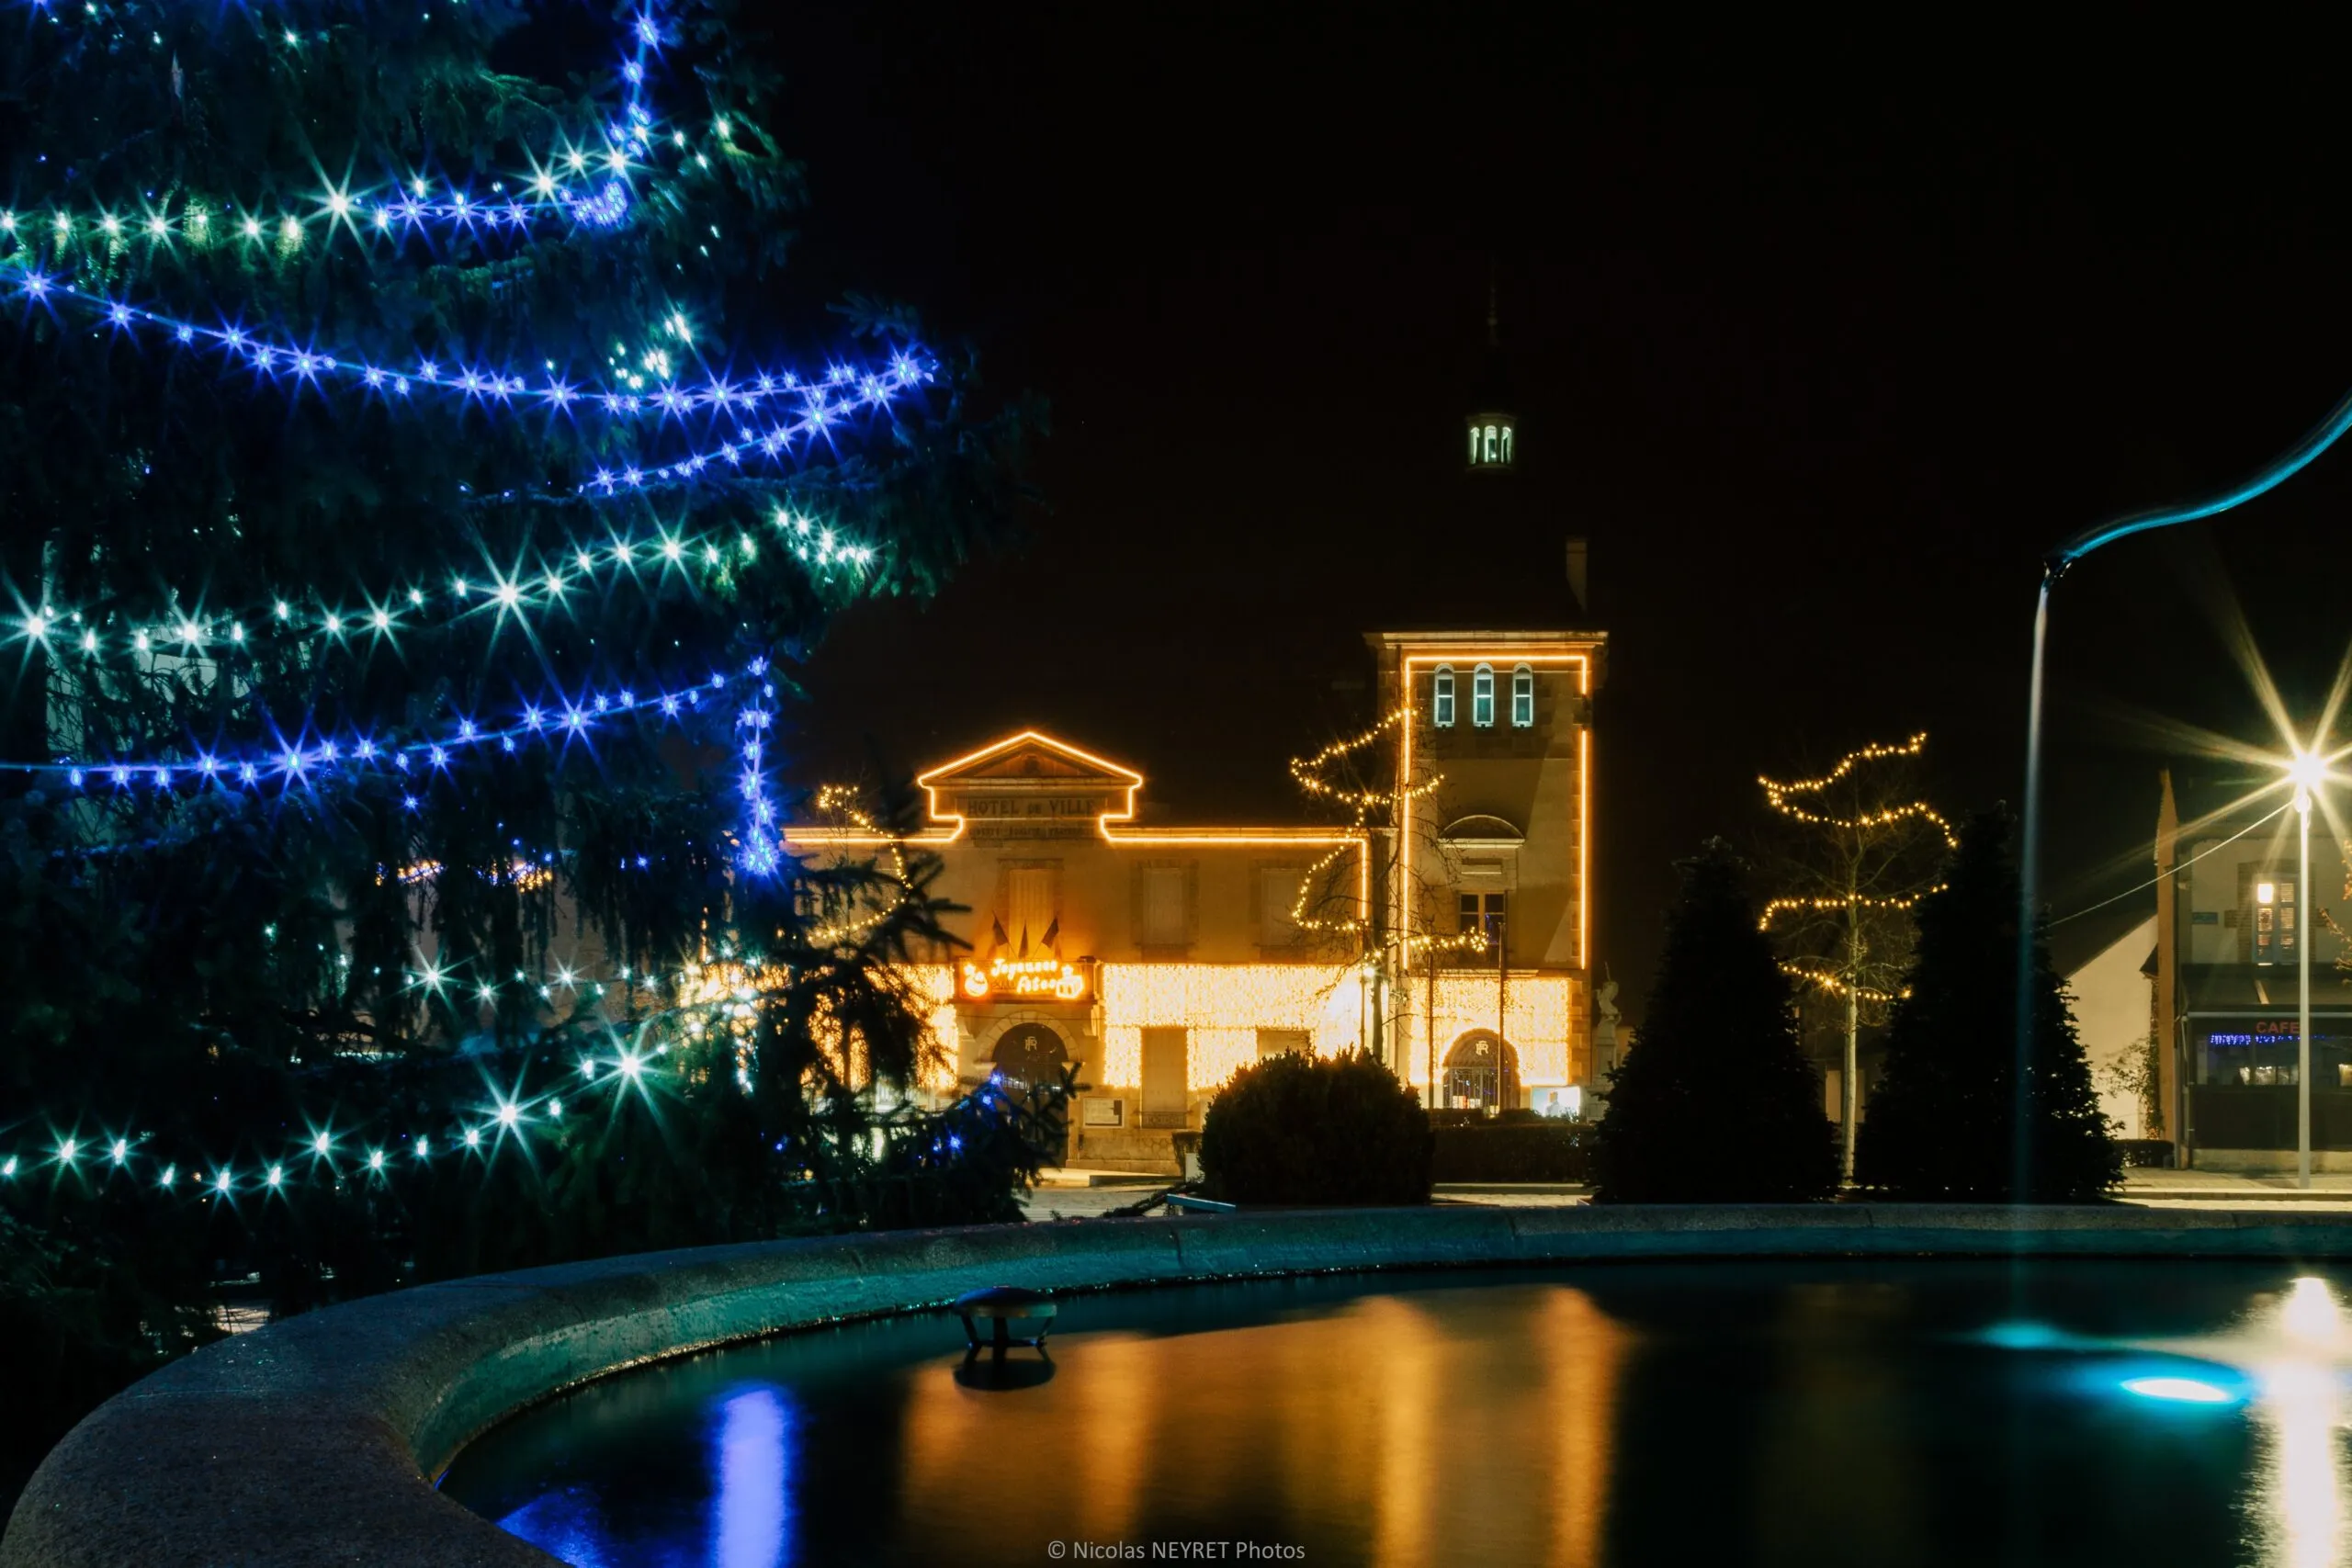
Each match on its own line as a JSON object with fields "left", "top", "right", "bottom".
{"left": 8, "top": 1204, "right": 2352, "bottom": 1566}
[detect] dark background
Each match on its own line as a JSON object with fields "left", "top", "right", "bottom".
{"left": 760, "top": 6, "right": 2352, "bottom": 1019}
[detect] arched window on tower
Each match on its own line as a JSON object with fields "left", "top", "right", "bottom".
{"left": 1511, "top": 664, "right": 1534, "bottom": 728}
{"left": 1465, "top": 414, "right": 1516, "bottom": 471}
{"left": 1432, "top": 665, "right": 1455, "bottom": 728}
{"left": 1472, "top": 663, "right": 1495, "bottom": 728}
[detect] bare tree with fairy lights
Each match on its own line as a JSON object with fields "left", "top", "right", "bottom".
{"left": 1288, "top": 708, "right": 1492, "bottom": 1094}
{"left": 1757, "top": 733, "right": 1954, "bottom": 1183}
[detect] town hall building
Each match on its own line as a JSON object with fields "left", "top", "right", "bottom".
{"left": 785, "top": 287, "right": 1604, "bottom": 1171}
{"left": 784, "top": 616, "right": 1604, "bottom": 1172}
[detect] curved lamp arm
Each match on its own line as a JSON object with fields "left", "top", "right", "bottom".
{"left": 2049, "top": 383, "right": 2352, "bottom": 572}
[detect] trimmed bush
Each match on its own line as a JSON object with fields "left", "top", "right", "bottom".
{"left": 1431, "top": 1122, "right": 1591, "bottom": 1182}
{"left": 2117, "top": 1139, "right": 2173, "bottom": 1169}
{"left": 1198, "top": 1051, "right": 1432, "bottom": 1205}
{"left": 1858, "top": 812, "right": 2121, "bottom": 1201}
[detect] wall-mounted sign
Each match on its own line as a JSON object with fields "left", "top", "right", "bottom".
{"left": 960, "top": 955, "right": 1090, "bottom": 1003}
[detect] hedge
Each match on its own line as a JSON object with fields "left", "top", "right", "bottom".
{"left": 1430, "top": 1122, "right": 1591, "bottom": 1183}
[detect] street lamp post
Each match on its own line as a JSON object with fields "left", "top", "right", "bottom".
{"left": 2291, "top": 750, "right": 2324, "bottom": 1190}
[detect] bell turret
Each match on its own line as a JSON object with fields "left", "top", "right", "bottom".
{"left": 1464, "top": 282, "right": 1516, "bottom": 474}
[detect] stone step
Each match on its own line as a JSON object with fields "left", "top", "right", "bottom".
{"left": 1069, "top": 1126, "right": 1184, "bottom": 1176}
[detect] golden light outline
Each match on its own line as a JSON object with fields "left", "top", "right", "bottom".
{"left": 1396, "top": 650, "right": 1594, "bottom": 974}
{"left": 783, "top": 728, "right": 1373, "bottom": 926}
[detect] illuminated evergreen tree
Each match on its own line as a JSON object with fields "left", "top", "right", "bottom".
{"left": 1590, "top": 840, "right": 1837, "bottom": 1203}
{"left": 0, "top": 0, "right": 1043, "bottom": 1460}
{"left": 1857, "top": 812, "right": 2120, "bottom": 1201}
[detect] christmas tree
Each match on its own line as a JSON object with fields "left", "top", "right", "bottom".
{"left": 1857, "top": 812, "right": 2120, "bottom": 1201}
{"left": 1590, "top": 840, "right": 1838, "bottom": 1203}
{"left": 0, "top": 0, "right": 1046, "bottom": 1470}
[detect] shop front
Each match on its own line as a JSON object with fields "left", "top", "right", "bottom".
{"left": 2184, "top": 1011, "right": 2352, "bottom": 1169}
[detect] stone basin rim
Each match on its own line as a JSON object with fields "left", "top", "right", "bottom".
{"left": 12, "top": 1202, "right": 2352, "bottom": 1568}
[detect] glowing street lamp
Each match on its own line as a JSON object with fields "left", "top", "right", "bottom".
{"left": 2289, "top": 749, "right": 2327, "bottom": 1189}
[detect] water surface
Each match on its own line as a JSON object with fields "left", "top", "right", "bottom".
{"left": 442, "top": 1259, "right": 2352, "bottom": 1566}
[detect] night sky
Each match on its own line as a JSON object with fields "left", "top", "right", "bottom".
{"left": 760, "top": 7, "right": 2352, "bottom": 1018}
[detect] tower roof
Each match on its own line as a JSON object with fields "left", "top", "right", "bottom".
{"left": 1470, "top": 279, "right": 1515, "bottom": 415}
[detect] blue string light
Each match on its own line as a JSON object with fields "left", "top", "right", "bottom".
{"left": 736, "top": 655, "right": 781, "bottom": 875}
{"left": 3, "top": 173, "right": 638, "bottom": 257}
{"left": 0, "top": 1027, "right": 1024, "bottom": 1205}
{"left": 15, "top": 509, "right": 873, "bottom": 669}
{"left": 16, "top": 665, "right": 763, "bottom": 795}
{"left": 3, "top": 256, "right": 933, "bottom": 473}
{"left": 14, "top": 0, "right": 679, "bottom": 247}
{"left": 0, "top": 1035, "right": 683, "bottom": 1201}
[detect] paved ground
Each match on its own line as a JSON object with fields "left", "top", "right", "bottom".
{"left": 1017, "top": 1167, "right": 2352, "bottom": 1218}
{"left": 2120, "top": 1166, "right": 2352, "bottom": 1210}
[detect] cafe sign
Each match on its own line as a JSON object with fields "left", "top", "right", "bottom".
{"left": 960, "top": 954, "right": 1090, "bottom": 1003}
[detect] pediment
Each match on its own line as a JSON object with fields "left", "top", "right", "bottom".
{"left": 918, "top": 731, "right": 1143, "bottom": 829}
{"left": 919, "top": 732, "right": 1142, "bottom": 789}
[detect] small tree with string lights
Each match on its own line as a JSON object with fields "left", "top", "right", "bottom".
{"left": 1756, "top": 734, "right": 1954, "bottom": 1183}
{"left": 1288, "top": 709, "right": 1489, "bottom": 1088}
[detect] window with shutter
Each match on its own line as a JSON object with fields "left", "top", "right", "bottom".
{"left": 1257, "top": 1029, "right": 1312, "bottom": 1061}
{"left": 1261, "top": 865, "right": 1306, "bottom": 947}
{"left": 1002, "top": 864, "right": 1059, "bottom": 955}
{"left": 1139, "top": 864, "right": 1187, "bottom": 947}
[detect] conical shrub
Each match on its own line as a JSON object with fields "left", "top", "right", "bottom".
{"left": 1858, "top": 810, "right": 2120, "bottom": 1201}
{"left": 1592, "top": 840, "right": 1837, "bottom": 1202}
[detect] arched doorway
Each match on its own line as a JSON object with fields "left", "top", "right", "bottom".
{"left": 1443, "top": 1031, "right": 1520, "bottom": 1114}
{"left": 989, "top": 1021, "right": 1071, "bottom": 1088}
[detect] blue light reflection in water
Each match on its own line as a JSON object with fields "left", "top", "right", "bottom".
{"left": 711, "top": 1388, "right": 792, "bottom": 1568}
{"left": 2121, "top": 1375, "right": 2239, "bottom": 1405}
{"left": 500, "top": 1487, "right": 615, "bottom": 1567}
{"left": 1978, "top": 1319, "right": 2077, "bottom": 1351}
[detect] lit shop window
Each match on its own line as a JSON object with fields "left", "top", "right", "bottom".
{"left": 1472, "top": 663, "right": 1495, "bottom": 728}
{"left": 2251, "top": 875, "right": 2299, "bottom": 965}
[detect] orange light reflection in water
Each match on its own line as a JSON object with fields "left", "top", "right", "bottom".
{"left": 897, "top": 1283, "right": 1628, "bottom": 1566}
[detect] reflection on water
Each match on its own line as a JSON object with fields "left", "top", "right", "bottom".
{"left": 711, "top": 1389, "right": 789, "bottom": 1568}
{"left": 953, "top": 1347, "right": 1058, "bottom": 1393}
{"left": 2146, "top": 1274, "right": 2352, "bottom": 1568}
{"left": 889, "top": 1285, "right": 1627, "bottom": 1567}
{"left": 442, "top": 1262, "right": 2352, "bottom": 1568}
